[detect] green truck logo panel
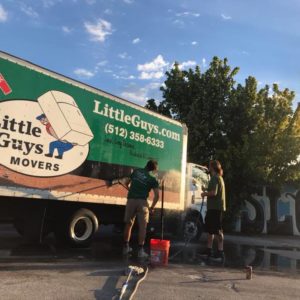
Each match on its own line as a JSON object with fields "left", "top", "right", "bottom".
{"left": 0, "top": 56, "right": 183, "bottom": 174}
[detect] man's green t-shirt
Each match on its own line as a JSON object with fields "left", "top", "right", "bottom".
{"left": 207, "top": 175, "right": 226, "bottom": 211}
{"left": 127, "top": 168, "right": 159, "bottom": 200}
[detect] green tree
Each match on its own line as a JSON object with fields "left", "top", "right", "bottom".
{"left": 160, "top": 57, "right": 239, "bottom": 163}
{"left": 220, "top": 78, "right": 300, "bottom": 220}
{"left": 145, "top": 98, "right": 172, "bottom": 118}
{"left": 146, "top": 57, "right": 300, "bottom": 224}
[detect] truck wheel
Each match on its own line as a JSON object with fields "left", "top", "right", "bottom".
{"left": 55, "top": 208, "right": 99, "bottom": 247}
{"left": 183, "top": 215, "right": 203, "bottom": 243}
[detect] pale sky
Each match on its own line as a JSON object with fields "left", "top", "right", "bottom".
{"left": 1, "top": 0, "right": 300, "bottom": 107}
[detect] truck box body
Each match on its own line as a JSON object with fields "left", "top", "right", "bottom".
{"left": 0, "top": 51, "right": 188, "bottom": 217}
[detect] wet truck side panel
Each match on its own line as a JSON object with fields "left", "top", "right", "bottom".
{"left": 0, "top": 51, "right": 187, "bottom": 246}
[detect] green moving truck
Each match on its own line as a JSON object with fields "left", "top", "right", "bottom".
{"left": 0, "top": 51, "right": 200, "bottom": 246}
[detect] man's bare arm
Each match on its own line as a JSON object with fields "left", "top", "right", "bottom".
{"left": 123, "top": 177, "right": 131, "bottom": 189}
{"left": 201, "top": 190, "right": 217, "bottom": 197}
{"left": 150, "top": 188, "right": 159, "bottom": 213}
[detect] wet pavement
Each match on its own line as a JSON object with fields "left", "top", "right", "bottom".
{"left": 0, "top": 222, "right": 300, "bottom": 275}
{"left": 1, "top": 223, "right": 300, "bottom": 299}
{"left": 170, "top": 241, "right": 300, "bottom": 275}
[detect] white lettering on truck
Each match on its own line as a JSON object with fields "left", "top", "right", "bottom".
{"left": 93, "top": 100, "right": 180, "bottom": 141}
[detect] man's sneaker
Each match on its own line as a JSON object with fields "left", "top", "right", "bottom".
{"left": 122, "top": 244, "right": 133, "bottom": 255}
{"left": 210, "top": 250, "right": 225, "bottom": 262}
{"left": 137, "top": 248, "right": 149, "bottom": 259}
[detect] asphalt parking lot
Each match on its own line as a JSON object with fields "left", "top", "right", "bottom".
{"left": 0, "top": 223, "right": 300, "bottom": 299}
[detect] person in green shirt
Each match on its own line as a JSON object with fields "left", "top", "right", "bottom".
{"left": 123, "top": 160, "right": 159, "bottom": 258}
{"left": 201, "top": 160, "right": 226, "bottom": 261}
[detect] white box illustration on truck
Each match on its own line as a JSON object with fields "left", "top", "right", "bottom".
{"left": 38, "top": 90, "right": 94, "bottom": 146}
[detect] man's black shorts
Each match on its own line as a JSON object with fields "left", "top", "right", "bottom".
{"left": 205, "top": 209, "right": 223, "bottom": 234}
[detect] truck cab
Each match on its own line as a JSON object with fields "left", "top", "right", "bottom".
{"left": 182, "top": 163, "right": 210, "bottom": 242}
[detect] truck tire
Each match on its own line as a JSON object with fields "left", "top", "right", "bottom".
{"left": 183, "top": 213, "right": 203, "bottom": 243}
{"left": 55, "top": 208, "right": 99, "bottom": 248}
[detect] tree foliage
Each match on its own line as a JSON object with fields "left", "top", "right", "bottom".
{"left": 146, "top": 57, "right": 300, "bottom": 219}
{"left": 144, "top": 98, "right": 172, "bottom": 118}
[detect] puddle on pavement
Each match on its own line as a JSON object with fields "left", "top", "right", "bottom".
{"left": 168, "top": 241, "right": 300, "bottom": 274}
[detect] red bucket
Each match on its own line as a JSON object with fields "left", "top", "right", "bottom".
{"left": 150, "top": 239, "right": 170, "bottom": 266}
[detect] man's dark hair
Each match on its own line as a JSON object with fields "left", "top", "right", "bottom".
{"left": 209, "top": 160, "right": 223, "bottom": 176}
{"left": 145, "top": 159, "right": 158, "bottom": 171}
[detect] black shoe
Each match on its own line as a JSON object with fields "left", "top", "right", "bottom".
{"left": 210, "top": 250, "right": 225, "bottom": 262}
{"left": 138, "top": 248, "right": 149, "bottom": 259}
{"left": 45, "top": 153, "right": 53, "bottom": 158}
{"left": 122, "top": 244, "right": 133, "bottom": 256}
{"left": 55, "top": 155, "right": 63, "bottom": 159}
